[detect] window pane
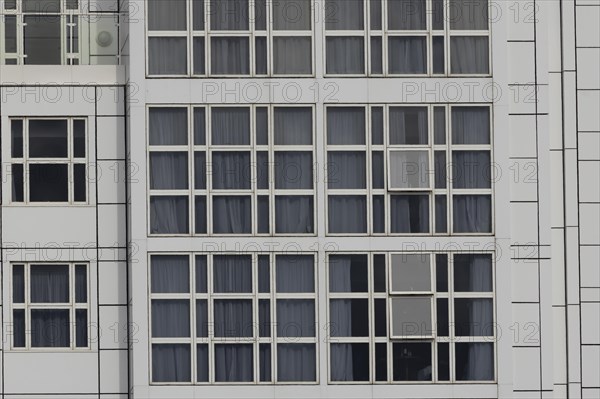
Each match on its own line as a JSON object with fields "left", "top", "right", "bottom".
{"left": 275, "top": 152, "right": 313, "bottom": 189}
{"left": 388, "top": 0, "right": 426, "bottom": 30}
{"left": 215, "top": 345, "right": 253, "bottom": 382}
{"left": 273, "top": 37, "right": 312, "bottom": 75}
{"left": 150, "top": 196, "right": 189, "bottom": 234}
{"left": 256, "top": 108, "right": 268, "bottom": 145}
{"left": 455, "top": 342, "right": 494, "bottom": 380}
{"left": 393, "top": 342, "right": 432, "bottom": 381}
{"left": 435, "top": 151, "right": 447, "bottom": 188}
{"left": 212, "top": 152, "right": 251, "bottom": 189}
{"left": 371, "top": 36, "right": 383, "bottom": 74}
{"left": 372, "top": 107, "right": 384, "bottom": 144}
{"left": 29, "top": 120, "right": 68, "bottom": 158}
{"left": 151, "top": 255, "right": 189, "bottom": 293}
{"left": 326, "top": 37, "right": 364, "bottom": 74}
{"left": 325, "top": 0, "right": 363, "bottom": 30}
{"left": 214, "top": 299, "right": 253, "bottom": 337}
{"left": 76, "top": 309, "right": 88, "bottom": 347}
{"left": 211, "top": 37, "right": 250, "bottom": 75}
{"left": 454, "top": 254, "right": 493, "bottom": 292}
{"left": 389, "top": 106, "right": 428, "bottom": 144}
{"left": 328, "top": 196, "right": 367, "bottom": 233}
{"left": 451, "top": 36, "right": 489, "bottom": 74}
{"left": 30, "top": 265, "right": 69, "bottom": 303}
{"left": 375, "top": 343, "right": 387, "bottom": 381}
{"left": 259, "top": 299, "right": 271, "bottom": 337}
{"left": 195, "top": 196, "right": 208, "bottom": 234}
{"left": 436, "top": 254, "right": 448, "bottom": 292}
{"left": 150, "top": 152, "right": 189, "bottom": 190}
{"left": 193, "top": 37, "right": 206, "bottom": 75}
{"left": 31, "top": 309, "right": 70, "bottom": 347}
{"left": 211, "top": 107, "right": 250, "bottom": 145}
{"left": 24, "top": 16, "right": 61, "bottom": 65}
{"left": 390, "top": 254, "right": 431, "bottom": 292}
{"left": 273, "top": 0, "right": 311, "bottom": 30}
{"left": 211, "top": 0, "right": 249, "bottom": 30}
{"left": 151, "top": 299, "right": 190, "bottom": 337}
{"left": 258, "top": 195, "right": 270, "bottom": 233}
{"left": 13, "top": 265, "right": 25, "bottom": 303}
{"left": 255, "top": 37, "right": 267, "bottom": 74}
{"left": 433, "top": 36, "right": 445, "bottom": 74}
{"left": 259, "top": 343, "right": 271, "bottom": 382}
{"left": 274, "top": 107, "right": 313, "bottom": 145}
{"left": 454, "top": 298, "right": 494, "bottom": 336}
{"left": 75, "top": 265, "right": 87, "bottom": 303}
{"left": 276, "top": 255, "right": 314, "bottom": 293}
{"left": 437, "top": 298, "right": 449, "bottom": 336}
{"left": 432, "top": 0, "right": 445, "bottom": 29}
{"left": 194, "top": 108, "right": 206, "bottom": 145}
{"left": 329, "top": 255, "right": 368, "bottom": 292}
{"left": 197, "top": 344, "right": 209, "bottom": 382}
{"left": 73, "top": 120, "right": 86, "bottom": 158}
{"left": 373, "top": 195, "right": 385, "bottom": 233}
{"left": 434, "top": 107, "right": 446, "bottom": 144}
{"left": 373, "top": 255, "right": 386, "bottom": 292}
{"left": 148, "top": 37, "right": 187, "bottom": 75}
{"left": 438, "top": 343, "right": 450, "bottom": 380}
{"left": 390, "top": 194, "right": 430, "bottom": 233}
{"left": 330, "top": 343, "right": 369, "bottom": 381}
{"left": 194, "top": 152, "right": 206, "bottom": 189}
{"left": 12, "top": 120, "right": 23, "bottom": 158}
{"left": 13, "top": 310, "right": 26, "bottom": 347}
{"left": 450, "top": 0, "right": 489, "bottom": 30}
{"left": 452, "top": 107, "right": 491, "bottom": 144}
{"left": 389, "top": 150, "right": 430, "bottom": 189}
{"left": 375, "top": 298, "right": 387, "bottom": 336}
{"left": 152, "top": 344, "right": 191, "bottom": 383}
{"left": 212, "top": 196, "right": 252, "bottom": 233}
{"left": 149, "top": 108, "right": 188, "bottom": 146}
{"left": 193, "top": 0, "right": 205, "bottom": 30}
{"left": 330, "top": 299, "right": 369, "bottom": 337}
{"left": 391, "top": 297, "right": 432, "bottom": 336}
{"left": 277, "top": 299, "right": 315, "bottom": 337}
{"left": 5, "top": 15, "right": 17, "bottom": 52}
{"left": 327, "top": 151, "right": 366, "bottom": 189}
{"left": 11, "top": 164, "right": 24, "bottom": 202}
{"left": 195, "top": 255, "right": 208, "bottom": 293}
{"left": 213, "top": 255, "right": 252, "bottom": 293}
{"left": 258, "top": 256, "right": 270, "bottom": 293}
{"left": 275, "top": 196, "right": 314, "bottom": 233}
{"left": 255, "top": 0, "right": 266, "bottom": 30}
{"left": 453, "top": 195, "right": 492, "bottom": 233}
{"left": 277, "top": 344, "right": 316, "bottom": 382}
{"left": 257, "top": 152, "right": 269, "bottom": 189}
{"left": 388, "top": 36, "right": 427, "bottom": 74}
{"left": 29, "top": 164, "right": 68, "bottom": 202}
{"left": 452, "top": 151, "right": 491, "bottom": 188}
{"left": 327, "top": 107, "right": 365, "bottom": 145}
{"left": 148, "top": 0, "right": 187, "bottom": 30}
{"left": 370, "top": 0, "right": 382, "bottom": 29}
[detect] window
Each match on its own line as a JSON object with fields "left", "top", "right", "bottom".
{"left": 327, "top": 252, "right": 495, "bottom": 383}
{"left": 325, "top": 104, "right": 492, "bottom": 235}
{"left": 148, "top": 105, "right": 316, "bottom": 236}
{"left": 324, "top": 0, "right": 490, "bottom": 76}
{"left": 11, "top": 263, "right": 90, "bottom": 349}
{"left": 0, "top": 0, "right": 119, "bottom": 65}
{"left": 149, "top": 253, "right": 318, "bottom": 384}
{"left": 11, "top": 118, "right": 88, "bottom": 204}
{"left": 146, "top": 0, "right": 313, "bottom": 76}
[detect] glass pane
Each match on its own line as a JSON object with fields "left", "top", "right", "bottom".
{"left": 148, "top": 0, "right": 187, "bottom": 30}
{"left": 5, "top": 15, "right": 17, "bottom": 52}
{"left": 390, "top": 194, "right": 430, "bottom": 233}
{"left": 211, "top": 37, "right": 250, "bottom": 75}
{"left": 276, "top": 255, "right": 314, "bottom": 293}
{"left": 330, "top": 343, "right": 370, "bottom": 381}
{"left": 389, "top": 150, "right": 430, "bottom": 189}
{"left": 437, "top": 298, "right": 449, "bottom": 336}
{"left": 73, "top": 120, "right": 86, "bottom": 157}
{"left": 388, "top": 0, "right": 426, "bottom": 30}
{"left": 327, "top": 151, "right": 366, "bottom": 189}
{"left": 30, "top": 265, "right": 69, "bottom": 303}
{"left": 274, "top": 107, "right": 313, "bottom": 145}
{"left": 390, "top": 254, "right": 431, "bottom": 292}
{"left": 373, "top": 254, "right": 386, "bottom": 292}
{"left": 326, "top": 37, "right": 364, "bottom": 74}
{"left": 259, "top": 344, "right": 271, "bottom": 382}
{"left": 273, "top": 37, "right": 312, "bottom": 75}
{"left": 211, "top": 0, "right": 249, "bottom": 30}
{"left": 29, "top": 120, "right": 68, "bottom": 158}
{"left": 372, "top": 151, "right": 384, "bottom": 189}
{"left": 193, "top": 37, "right": 206, "bottom": 75}
{"left": 13, "top": 310, "right": 26, "bottom": 347}
{"left": 391, "top": 297, "right": 432, "bottom": 336}
{"left": 454, "top": 254, "right": 493, "bottom": 292}
{"left": 12, "top": 164, "right": 24, "bottom": 202}
{"left": 31, "top": 309, "right": 70, "bottom": 347}
{"left": 375, "top": 343, "right": 387, "bottom": 381}
{"left": 371, "top": 36, "right": 383, "bottom": 74}
{"left": 76, "top": 309, "right": 88, "bottom": 347}
{"left": 24, "top": 15, "right": 61, "bottom": 65}
{"left": 436, "top": 254, "right": 448, "bottom": 292}
{"left": 438, "top": 343, "right": 450, "bottom": 380}
{"left": 194, "top": 152, "right": 206, "bottom": 189}
{"left": 212, "top": 152, "right": 251, "bottom": 189}
{"left": 277, "top": 344, "right": 316, "bottom": 382}
{"left": 434, "top": 107, "right": 446, "bottom": 144}
{"left": 195, "top": 255, "right": 207, "bottom": 293}
{"left": 454, "top": 298, "right": 494, "bottom": 336}
{"left": 455, "top": 342, "right": 494, "bottom": 380}
{"left": 372, "top": 107, "right": 384, "bottom": 144}
{"left": 373, "top": 195, "right": 385, "bottom": 233}
{"left": 193, "top": 0, "right": 205, "bottom": 30}
{"left": 255, "top": 0, "right": 266, "bottom": 30}
{"left": 277, "top": 299, "right": 315, "bottom": 337}
{"left": 213, "top": 255, "right": 253, "bottom": 293}
{"left": 435, "top": 195, "right": 448, "bottom": 233}
{"left": 151, "top": 255, "right": 189, "bottom": 293}
{"left": 451, "top": 36, "right": 489, "bottom": 74}
{"left": 194, "top": 108, "right": 206, "bottom": 145}
{"left": 73, "top": 163, "right": 86, "bottom": 202}
{"left": 151, "top": 299, "right": 190, "bottom": 337}
{"left": 258, "top": 255, "right": 270, "bottom": 293}
{"left": 257, "top": 195, "right": 270, "bottom": 233}
{"left": 433, "top": 36, "right": 445, "bottom": 74}
{"left": 452, "top": 151, "right": 492, "bottom": 188}
{"left": 374, "top": 298, "right": 387, "bottom": 337}
{"left": 212, "top": 196, "right": 252, "bottom": 234}
{"left": 197, "top": 344, "right": 209, "bottom": 382}
{"left": 435, "top": 151, "right": 447, "bottom": 189}
{"left": 452, "top": 195, "right": 492, "bottom": 233}
{"left": 389, "top": 106, "right": 428, "bottom": 144}
{"left": 327, "top": 107, "right": 366, "bottom": 145}
{"left": 214, "top": 299, "right": 253, "bottom": 337}
{"left": 11, "top": 120, "right": 23, "bottom": 158}
{"left": 370, "top": 0, "right": 382, "bottom": 29}
{"left": 432, "top": 0, "right": 444, "bottom": 29}
{"left": 388, "top": 36, "right": 427, "bottom": 74}
{"left": 13, "top": 265, "right": 25, "bottom": 303}
{"left": 255, "top": 37, "right": 267, "bottom": 74}
{"left": 275, "top": 196, "right": 314, "bottom": 234}
{"left": 150, "top": 196, "right": 189, "bottom": 234}
{"left": 275, "top": 151, "right": 313, "bottom": 189}
{"left": 75, "top": 265, "right": 87, "bottom": 303}
{"left": 150, "top": 152, "right": 189, "bottom": 190}
{"left": 152, "top": 344, "right": 191, "bottom": 382}
{"left": 257, "top": 151, "right": 269, "bottom": 189}
{"left": 214, "top": 344, "right": 253, "bottom": 382}
{"left": 195, "top": 196, "right": 207, "bottom": 234}
{"left": 273, "top": 0, "right": 311, "bottom": 30}
{"left": 329, "top": 254, "right": 368, "bottom": 292}
{"left": 148, "top": 37, "right": 187, "bottom": 75}
{"left": 211, "top": 107, "right": 250, "bottom": 145}
{"left": 328, "top": 195, "right": 367, "bottom": 233}
{"left": 392, "top": 342, "right": 432, "bottom": 381}
{"left": 259, "top": 299, "right": 271, "bottom": 337}
{"left": 451, "top": 107, "right": 490, "bottom": 144}
{"left": 325, "top": 0, "right": 364, "bottom": 30}
{"left": 149, "top": 108, "right": 188, "bottom": 146}
{"left": 256, "top": 107, "right": 268, "bottom": 145}
{"left": 450, "top": 0, "right": 489, "bottom": 30}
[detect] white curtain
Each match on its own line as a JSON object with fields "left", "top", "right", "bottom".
{"left": 388, "top": 0, "right": 426, "bottom": 30}
{"left": 275, "top": 152, "right": 313, "bottom": 189}
{"left": 30, "top": 265, "right": 69, "bottom": 303}
{"left": 273, "top": 37, "right": 312, "bottom": 74}
{"left": 275, "top": 196, "right": 313, "bottom": 233}
{"left": 151, "top": 255, "right": 189, "bottom": 293}
{"left": 452, "top": 151, "right": 491, "bottom": 188}
{"left": 212, "top": 196, "right": 252, "bottom": 234}
{"left": 274, "top": 107, "right": 313, "bottom": 144}
{"left": 151, "top": 299, "right": 190, "bottom": 337}
{"left": 276, "top": 255, "right": 314, "bottom": 292}
{"left": 388, "top": 37, "right": 427, "bottom": 74}
{"left": 450, "top": 0, "right": 488, "bottom": 30}
{"left": 453, "top": 195, "right": 492, "bottom": 233}
{"left": 327, "top": 107, "right": 366, "bottom": 145}
{"left": 277, "top": 299, "right": 315, "bottom": 337}
{"left": 149, "top": 37, "right": 187, "bottom": 75}
{"left": 460, "top": 342, "right": 494, "bottom": 380}
{"left": 212, "top": 152, "right": 251, "bottom": 189}
{"left": 277, "top": 343, "right": 316, "bottom": 381}
{"left": 215, "top": 344, "right": 253, "bottom": 382}
{"left": 213, "top": 299, "right": 253, "bottom": 337}
{"left": 150, "top": 196, "right": 189, "bottom": 234}
{"left": 210, "top": 0, "right": 249, "bottom": 30}
{"left": 328, "top": 196, "right": 367, "bottom": 233}
{"left": 147, "top": 0, "right": 187, "bottom": 30}
{"left": 390, "top": 195, "right": 429, "bottom": 233}
{"left": 273, "top": 0, "right": 311, "bottom": 30}
{"left": 149, "top": 108, "right": 188, "bottom": 145}
{"left": 31, "top": 309, "right": 69, "bottom": 347}
{"left": 451, "top": 36, "right": 489, "bottom": 74}
{"left": 389, "top": 106, "right": 428, "bottom": 144}
{"left": 325, "top": 0, "right": 364, "bottom": 30}
{"left": 451, "top": 107, "right": 490, "bottom": 144}
{"left": 327, "top": 151, "right": 366, "bottom": 189}
{"left": 152, "top": 344, "right": 191, "bottom": 382}
{"left": 150, "top": 152, "right": 188, "bottom": 190}
{"left": 213, "top": 255, "right": 252, "bottom": 292}
{"left": 326, "top": 37, "right": 364, "bottom": 74}
{"left": 211, "top": 37, "right": 250, "bottom": 75}
{"left": 211, "top": 107, "right": 250, "bottom": 145}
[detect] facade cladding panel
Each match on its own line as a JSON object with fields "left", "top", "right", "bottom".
{"left": 0, "top": 0, "right": 598, "bottom": 398}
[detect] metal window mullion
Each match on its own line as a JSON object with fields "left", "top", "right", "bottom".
{"left": 207, "top": 254, "right": 215, "bottom": 383}
{"left": 448, "top": 252, "right": 456, "bottom": 382}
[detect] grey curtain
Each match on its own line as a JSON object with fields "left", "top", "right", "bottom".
{"left": 275, "top": 152, "right": 313, "bottom": 189}
{"left": 150, "top": 196, "right": 189, "bottom": 234}
{"left": 149, "top": 108, "right": 188, "bottom": 145}
{"left": 211, "top": 107, "right": 250, "bottom": 145}
{"left": 327, "top": 151, "right": 366, "bottom": 189}
{"left": 328, "top": 196, "right": 367, "bottom": 233}
{"left": 330, "top": 343, "right": 354, "bottom": 381}
{"left": 455, "top": 298, "right": 493, "bottom": 336}
{"left": 327, "top": 107, "right": 366, "bottom": 145}
{"left": 433, "top": 36, "right": 445, "bottom": 73}
{"left": 451, "top": 107, "right": 490, "bottom": 144}
{"left": 151, "top": 255, "right": 189, "bottom": 293}
{"left": 277, "top": 343, "right": 316, "bottom": 381}
{"left": 458, "top": 342, "right": 494, "bottom": 380}
{"left": 31, "top": 309, "right": 69, "bottom": 347}
{"left": 388, "top": 0, "right": 426, "bottom": 30}
{"left": 329, "top": 299, "right": 352, "bottom": 336}
{"left": 389, "top": 107, "right": 428, "bottom": 144}
{"left": 326, "top": 37, "right": 364, "bottom": 74}
{"left": 274, "top": 107, "right": 313, "bottom": 145}
{"left": 277, "top": 299, "right": 315, "bottom": 337}
{"left": 259, "top": 299, "right": 271, "bottom": 337}
{"left": 212, "top": 152, "right": 251, "bottom": 189}
{"left": 451, "top": 36, "right": 489, "bottom": 74}
{"left": 148, "top": 0, "right": 187, "bottom": 30}
{"left": 450, "top": 0, "right": 489, "bottom": 30}
{"left": 452, "top": 151, "right": 491, "bottom": 188}
{"left": 325, "top": 0, "right": 364, "bottom": 30}
{"left": 215, "top": 344, "right": 253, "bottom": 382}
{"left": 390, "top": 195, "right": 430, "bottom": 233}
{"left": 273, "top": 0, "right": 311, "bottom": 30}
{"left": 151, "top": 299, "right": 190, "bottom": 337}
{"left": 276, "top": 255, "right": 314, "bottom": 292}
{"left": 373, "top": 195, "right": 385, "bottom": 233}
{"left": 275, "top": 196, "right": 314, "bottom": 233}
{"left": 30, "top": 265, "right": 69, "bottom": 302}
{"left": 210, "top": 0, "right": 249, "bottom": 30}
{"left": 273, "top": 37, "right": 312, "bottom": 75}
{"left": 152, "top": 344, "right": 191, "bottom": 382}
{"left": 149, "top": 37, "right": 187, "bottom": 75}
{"left": 214, "top": 299, "right": 253, "bottom": 337}
{"left": 213, "top": 255, "right": 252, "bottom": 292}
{"left": 258, "top": 256, "right": 270, "bottom": 292}
{"left": 211, "top": 37, "right": 250, "bottom": 75}
{"left": 388, "top": 37, "right": 427, "bottom": 74}
{"left": 453, "top": 195, "right": 492, "bottom": 233}
{"left": 454, "top": 254, "right": 493, "bottom": 292}
{"left": 212, "top": 196, "right": 252, "bottom": 234}
{"left": 150, "top": 152, "right": 188, "bottom": 190}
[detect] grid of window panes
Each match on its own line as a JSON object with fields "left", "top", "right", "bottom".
{"left": 327, "top": 252, "right": 495, "bottom": 383}
{"left": 149, "top": 253, "right": 318, "bottom": 384}
{"left": 11, "top": 263, "right": 90, "bottom": 350}
{"left": 146, "top": 0, "right": 313, "bottom": 76}
{"left": 325, "top": 104, "right": 493, "bottom": 235}
{"left": 148, "top": 105, "right": 316, "bottom": 236}
{"left": 11, "top": 118, "right": 88, "bottom": 204}
{"left": 324, "top": 0, "right": 490, "bottom": 76}
{"left": 1, "top": 0, "right": 119, "bottom": 65}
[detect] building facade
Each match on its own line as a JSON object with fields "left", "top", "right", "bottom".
{"left": 0, "top": 0, "right": 598, "bottom": 398}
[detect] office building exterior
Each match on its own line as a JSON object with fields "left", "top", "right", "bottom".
{"left": 0, "top": 1, "right": 598, "bottom": 398}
